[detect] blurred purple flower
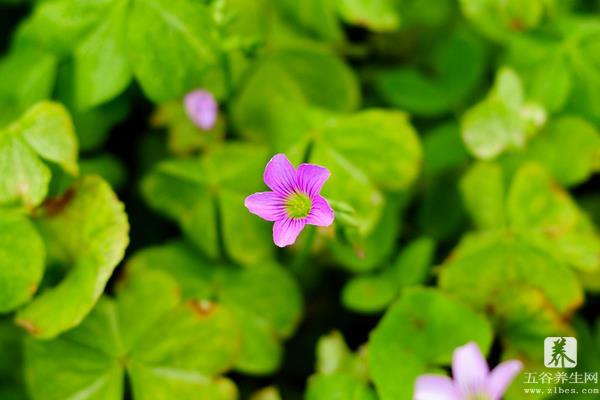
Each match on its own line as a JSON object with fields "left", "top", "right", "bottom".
{"left": 245, "top": 154, "right": 334, "bottom": 247}
{"left": 184, "top": 89, "right": 218, "bottom": 130}
{"left": 414, "top": 342, "right": 523, "bottom": 400}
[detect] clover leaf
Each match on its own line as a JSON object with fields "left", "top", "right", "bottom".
{"left": 16, "top": 175, "right": 129, "bottom": 339}
{"left": 0, "top": 48, "right": 57, "bottom": 126}
{"left": 0, "top": 102, "right": 78, "bottom": 209}
{"left": 126, "top": 240, "right": 303, "bottom": 375}
{"left": 439, "top": 231, "right": 583, "bottom": 365}
{"left": 13, "top": 0, "right": 218, "bottom": 108}
{"left": 375, "top": 30, "right": 487, "bottom": 117}
{"left": 0, "top": 212, "right": 44, "bottom": 313}
{"left": 142, "top": 144, "right": 274, "bottom": 265}
{"left": 461, "top": 67, "right": 546, "bottom": 160}
{"left": 459, "top": 0, "right": 550, "bottom": 41}
{"left": 369, "top": 288, "right": 493, "bottom": 400}
{"left": 306, "top": 331, "right": 375, "bottom": 400}
{"left": 342, "top": 237, "right": 435, "bottom": 313}
{"left": 25, "top": 271, "right": 240, "bottom": 400}
{"left": 505, "top": 17, "right": 600, "bottom": 119}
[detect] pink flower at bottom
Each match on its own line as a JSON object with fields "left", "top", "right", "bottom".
{"left": 414, "top": 342, "right": 523, "bottom": 400}
{"left": 184, "top": 89, "right": 218, "bottom": 130}
{"left": 245, "top": 154, "right": 334, "bottom": 247}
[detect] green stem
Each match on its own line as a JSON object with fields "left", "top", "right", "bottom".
{"left": 220, "top": 50, "right": 234, "bottom": 110}
{"left": 291, "top": 225, "right": 317, "bottom": 271}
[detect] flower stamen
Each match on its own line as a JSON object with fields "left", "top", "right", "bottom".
{"left": 285, "top": 192, "right": 312, "bottom": 219}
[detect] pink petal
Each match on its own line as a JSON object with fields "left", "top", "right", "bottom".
{"left": 245, "top": 192, "right": 285, "bottom": 222}
{"left": 184, "top": 89, "right": 218, "bottom": 130}
{"left": 264, "top": 154, "right": 297, "bottom": 195}
{"left": 452, "top": 342, "right": 489, "bottom": 395}
{"left": 306, "top": 195, "right": 334, "bottom": 227}
{"left": 296, "top": 163, "right": 330, "bottom": 197}
{"left": 487, "top": 360, "right": 523, "bottom": 400}
{"left": 273, "top": 218, "right": 306, "bottom": 247}
{"left": 414, "top": 375, "right": 460, "bottom": 400}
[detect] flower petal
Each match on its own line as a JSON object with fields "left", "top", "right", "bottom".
{"left": 452, "top": 342, "right": 489, "bottom": 395}
{"left": 273, "top": 218, "right": 306, "bottom": 247}
{"left": 414, "top": 375, "right": 460, "bottom": 400}
{"left": 264, "top": 154, "right": 297, "bottom": 195}
{"left": 245, "top": 192, "right": 285, "bottom": 222}
{"left": 306, "top": 195, "right": 334, "bottom": 227}
{"left": 184, "top": 89, "right": 218, "bottom": 130}
{"left": 296, "top": 163, "right": 330, "bottom": 197}
{"left": 487, "top": 360, "right": 523, "bottom": 400}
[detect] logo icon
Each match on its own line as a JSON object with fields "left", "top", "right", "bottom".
{"left": 544, "top": 337, "right": 577, "bottom": 368}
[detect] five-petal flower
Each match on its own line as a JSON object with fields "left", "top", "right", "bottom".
{"left": 184, "top": 89, "right": 218, "bottom": 130}
{"left": 414, "top": 342, "right": 523, "bottom": 400}
{"left": 245, "top": 154, "right": 334, "bottom": 247}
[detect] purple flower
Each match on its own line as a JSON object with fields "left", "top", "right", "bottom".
{"left": 184, "top": 89, "right": 218, "bottom": 130}
{"left": 414, "top": 342, "right": 523, "bottom": 400}
{"left": 245, "top": 154, "right": 334, "bottom": 247}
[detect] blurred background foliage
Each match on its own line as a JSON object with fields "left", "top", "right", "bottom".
{"left": 0, "top": 0, "right": 599, "bottom": 399}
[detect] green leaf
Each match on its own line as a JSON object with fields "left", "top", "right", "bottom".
{"left": 329, "top": 195, "right": 404, "bottom": 272}
{"left": 0, "top": 102, "right": 78, "bottom": 208}
{"left": 461, "top": 67, "right": 547, "bottom": 159}
{"left": 0, "top": 130, "right": 50, "bottom": 209}
{"left": 369, "top": 288, "right": 493, "bottom": 400}
{"left": 10, "top": 102, "right": 78, "bottom": 175}
{"left": 126, "top": 241, "right": 303, "bottom": 375}
{"left": 306, "top": 374, "right": 377, "bottom": 400}
{"left": 275, "top": 0, "right": 343, "bottom": 42}
{"left": 142, "top": 144, "right": 273, "bottom": 265}
{"left": 336, "top": 0, "right": 400, "bottom": 31}
{"left": 217, "top": 265, "right": 303, "bottom": 338}
{"left": 74, "top": 0, "right": 132, "bottom": 109}
{"left": 315, "top": 331, "right": 363, "bottom": 376}
{"left": 440, "top": 231, "right": 583, "bottom": 315}
{"left": 16, "top": 176, "right": 129, "bottom": 339}
{"left": 505, "top": 18, "right": 600, "bottom": 120}
{"left": 389, "top": 237, "right": 435, "bottom": 287}
{"left": 232, "top": 45, "right": 359, "bottom": 146}
{"left": 0, "top": 212, "right": 45, "bottom": 313}
{"left": 310, "top": 110, "right": 421, "bottom": 235}
{"left": 0, "top": 47, "right": 57, "bottom": 126}
{"left": 127, "top": 0, "right": 217, "bottom": 101}
{"left": 308, "top": 332, "right": 373, "bottom": 400}
{"left": 375, "top": 31, "right": 487, "bottom": 116}
{"left": 524, "top": 116, "right": 600, "bottom": 187}
{"left": 25, "top": 271, "right": 240, "bottom": 400}
{"left": 506, "top": 163, "right": 600, "bottom": 272}
{"left": 459, "top": 0, "right": 548, "bottom": 41}
{"left": 440, "top": 231, "right": 583, "bottom": 362}
{"left": 417, "top": 173, "right": 466, "bottom": 241}
{"left": 319, "top": 110, "right": 421, "bottom": 191}
{"left": 342, "top": 274, "right": 397, "bottom": 314}
{"left": 460, "top": 161, "right": 506, "bottom": 229}
{"left": 53, "top": 61, "right": 131, "bottom": 152}
{"left": 422, "top": 122, "right": 469, "bottom": 177}
{"left": 311, "top": 142, "right": 384, "bottom": 235}
{"left": 14, "top": 0, "right": 117, "bottom": 56}
{"left": 342, "top": 237, "right": 435, "bottom": 314}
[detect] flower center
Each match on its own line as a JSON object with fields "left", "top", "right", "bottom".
{"left": 285, "top": 192, "right": 312, "bottom": 219}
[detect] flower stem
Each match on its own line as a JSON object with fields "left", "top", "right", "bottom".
{"left": 291, "top": 225, "right": 316, "bottom": 271}
{"left": 220, "top": 51, "right": 234, "bottom": 109}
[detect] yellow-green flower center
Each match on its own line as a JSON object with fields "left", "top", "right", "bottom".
{"left": 285, "top": 192, "right": 312, "bottom": 219}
